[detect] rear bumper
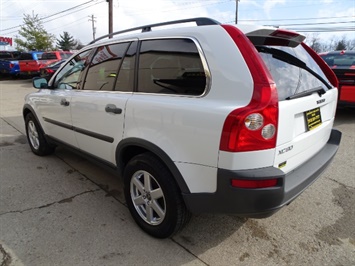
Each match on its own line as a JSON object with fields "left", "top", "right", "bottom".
{"left": 182, "top": 129, "right": 342, "bottom": 217}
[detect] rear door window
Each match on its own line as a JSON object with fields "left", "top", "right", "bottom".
{"left": 138, "top": 38, "right": 207, "bottom": 96}
{"left": 19, "top": 53, "right": 34, "bottom": 60}
{"left": 258, "top": 45, "right": 331, "bottom": 100}
{"left": 114, "top": 41, "right": 137, "bottom": 92}
{"left": 82, "top": 42, "right": 130, "bottom": 91}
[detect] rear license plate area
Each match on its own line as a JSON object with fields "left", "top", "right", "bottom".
{"left": 305, "top": 107, "right": 322, "bottom": 131}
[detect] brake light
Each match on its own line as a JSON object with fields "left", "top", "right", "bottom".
{"left": 270, "top": 29, "right": 300, "bottom": 39}
{"left": 220, "top": 25, "right": 279, "bottom": 152}
{"left": 9, "top": 63, "right": 14, "bottom": 68}
{"left": 231, "top": 178, "right": 278, "bottom": 189}
{"left": 301, "top": 42, "right": 338, "bottom": 88}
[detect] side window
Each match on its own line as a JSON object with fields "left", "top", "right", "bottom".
{"left": 53, "top": 49, "right": 93, "bottom": 90}
{"left": 83, "top": 42, "right": 130, "bottom": 91}
{"left": 114, "top": 41, "right": 137, "bottom": 92}
{"left": 138, "top": 39, "right": 206, "bottom": 95}
{"left": 42, "top": 53, "right": 57, "bottom": 60}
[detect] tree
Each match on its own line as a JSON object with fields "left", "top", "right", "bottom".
{"left": 335, "top": 37, "right": 347, "bottom": 51}
{"left": 56, "top": 31, "right": 76, "bottom": 51}
{"left": 346, "top": 39, "right": 355, "bottom": 50}
{"left": 14, "top": 14, "right": 55, "bottom": 51}
{"left": 307, "top": 33, "right": 322, "bottom": 53}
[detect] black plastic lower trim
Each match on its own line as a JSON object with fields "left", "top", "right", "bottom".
{"left": 43, "top": 117, "right": 114, "bottom": 143}
{"left": 182, "top": 129, "right": 342, "bottom": 217}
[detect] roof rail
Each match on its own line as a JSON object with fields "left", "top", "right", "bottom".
{"left": 88, "top": 17, "right": 220, "bottom": 45}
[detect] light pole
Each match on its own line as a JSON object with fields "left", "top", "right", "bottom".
{"left": 235, "top": 0, "right": 240, "bottom": 24}
{"left": 107, "top": 0, "right": 113, "bottom": 38}
{"left": 88, "top": 14, "right": 97, "bottom": 40}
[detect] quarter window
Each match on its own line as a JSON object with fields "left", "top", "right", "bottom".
{"left": 83, "top": 42, "right": 130, "bottom": 91}
{"left": 138, "top": 39, "right": 206, "bottom": 95}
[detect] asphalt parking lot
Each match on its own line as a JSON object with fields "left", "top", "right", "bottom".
{"left": 0, "top": 79, "right": 354, "bottom": 266}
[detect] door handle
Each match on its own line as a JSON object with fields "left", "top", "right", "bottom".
{"left": 60, "top": 98, "right": 70, "bottom": 106}
{"left": 105, "top": 104, "right": 122, "bottom": 114}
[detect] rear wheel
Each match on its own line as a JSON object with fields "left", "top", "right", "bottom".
{"left": 25, "top": 113, "right": 55, "bottom": 156}
{"left": 123, "top": 152, "right": 191, "bottom": 238}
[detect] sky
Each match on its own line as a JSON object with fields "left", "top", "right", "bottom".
{"left": 0, "top": 0, "right": 354, "bottom": 48}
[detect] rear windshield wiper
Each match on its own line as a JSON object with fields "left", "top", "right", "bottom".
{"left": 286, "top": 86, "right": 325, "bottom": 100}
{"left": 256, "top": 46, "right": 332, "bottom": 90}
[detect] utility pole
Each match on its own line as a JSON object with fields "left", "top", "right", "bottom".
{"left": 235, "top": 0, "right": 240, "bottom": 24}
{"left": 88, "top": 14, "right": 97, "bottom": 41}
{"left": 107, "top": 0, "right": 113, "bottom": 38}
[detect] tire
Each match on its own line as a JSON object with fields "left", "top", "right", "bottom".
{"left": 25, "top": 113, "right": 55, "bottom": 156}
{"left": 123, "top": 152, "right": 191, "bottom": 238}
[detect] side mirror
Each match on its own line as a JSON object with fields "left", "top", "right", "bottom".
{"left": 32, "top": 77, "right": 48, "bottom": 89}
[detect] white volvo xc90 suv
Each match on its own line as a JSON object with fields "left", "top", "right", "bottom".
{"left": 23, "top": 18, "right": 342, "bottom": 238}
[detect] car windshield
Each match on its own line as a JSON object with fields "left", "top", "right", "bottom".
{"left": 258, "top": 45, "right": 331, "bottom": 101}
{"left": 320, "top": 52, "right": 355, "bottom": 67}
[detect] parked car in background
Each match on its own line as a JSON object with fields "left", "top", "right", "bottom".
{"left": 19, "top": 51, "right": 73, "bottom": 78}
{"left": 24, "top": 17, "right": 341, "bottom": 238}
{"left": 0, "top": 50, "right": 20, "bottom": 60}
{"left": 40, "top": 59, "right": 66, "bottom": 81}
{"left": 0, "top": 51, "right": 43, "bottom": 77}
{"left": 0, "top": 50, "right": 21, "bottom": 78}
{"left": 319, "top": 50, "right": 355, "bottom": 107}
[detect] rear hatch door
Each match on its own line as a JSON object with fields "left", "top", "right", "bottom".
{"left": 246, "top": 28, "right": 338, "bottom": 173}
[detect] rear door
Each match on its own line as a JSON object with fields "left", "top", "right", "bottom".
{"left": 246, "top": 29, "right": 338, "bottom": 173}
{"left": 70, "top": 41, "right": 136, "bottom": 164}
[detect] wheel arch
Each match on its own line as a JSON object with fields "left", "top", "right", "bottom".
{"left": 116, "top": 138, "right": 190, "bottom": 194}
{"left": 23, "top": 104, "right": 41, "bottom": 124}
{"left": 23, "top": 104, "right": 48, "bottom": 141}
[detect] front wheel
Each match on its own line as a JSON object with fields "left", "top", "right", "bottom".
{"left": 123, "top": 153, "right": 191, "bottom": 238}
{"left": 25, "top": 113, "right": 55, "bottom": 156}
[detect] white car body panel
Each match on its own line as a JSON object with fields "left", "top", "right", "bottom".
{"left": 175, "top": 163, "right": 217, "bottom": 193}
{"left": 28, "top": 89, "right": 77, "bottom": 147}
{"left": 70, "top": 90, "right": 132, "bottom": 164}
{"left": 124, "top": 95, "right": 226, "bottom": 167}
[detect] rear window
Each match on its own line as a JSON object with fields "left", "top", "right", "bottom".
{"left": 19, "top": 53, "right": 34, "bottom": 60}
{"left": 0, "top": 51, "right": 20, "bottom": 59}
{"left": 42, "top": 53, "right": 57, "bottom": 60}
{"left": 258, "top": 45, "right": 331, "bottom": 101}
{"left": 320, "top": 53, "right": 355, "bottom": 67}
{"left": 0, "top": 52, "right": 12, "bottom": 59}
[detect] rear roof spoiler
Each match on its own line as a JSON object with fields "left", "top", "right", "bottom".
{"left": 245, "top": 28, "right": 306, "bottom": 47}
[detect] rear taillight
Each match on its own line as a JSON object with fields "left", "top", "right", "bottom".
{"left": 9, "top": 63, "right": 14, "bottom": 68}
{"left": 220, "top": 25, "right": 279, "bottom": 152}
{"left": 46, "top": 69, "right": 54, "bottom": 74}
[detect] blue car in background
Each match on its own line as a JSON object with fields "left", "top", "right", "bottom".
{"left": 0, "top": 51, "right": 43, "bottom": 77}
